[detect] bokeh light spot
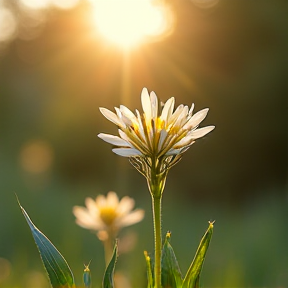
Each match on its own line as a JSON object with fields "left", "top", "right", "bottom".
{"left": 0, "top": 7, "right": 17, "bottom": 42}
{"left": 92, "top": 0, "right": 174, "bottom": 48}
{"left": 19, "top": 140, "right": 54, "bottom": 174}
{"left": 20, "top": 0, "right": 50, "bottom": 10}
{"left": 0, "top": 258, "right": 11, "bottom": 283}
{"left": 18, "top": 8, "right": 46, "bottom": 41}
{"left": 24, "top": 271, "right": 49, "bottom": 288}
{"left": 51, "top": 0, "right": 80, "bottom": 10}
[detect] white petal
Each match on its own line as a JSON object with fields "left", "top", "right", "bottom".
{"left": 73, "top": 206, "right": 104, "bottom": 230}
{"left": 117, "top": 196, "right": 135, "bottom": 215}
{"left": 161, "top": 97, "right": 175, "bottom": 123}
{"left": 150, "top": 91, "right": 158, "bottom": 119}
{"left": 112, "top": 148, "right": 143, "bottom": 157}
{"left": 120, "top": 105, "right": 136, "bottom": 125}
{"left": 136, "top": 109, "right": 146, "bottom": 140}
{"left": 188, "top": 103, "right": 195, "bottom": 117}
{"left": 118, "top": 129, "right": 135, "bottom": 146}
{"left": 85, "top": 197, "right": 99, "bottom": 216}
{"left": 173, "top": 105, "right": 189, "bottom": 127}
{"left": 169, "top": 104, "right": 184, "bottom": 126}
{"left": 188, "top": 126, "right": 215, "bottom": 139}
{"left": 95, "top": 195, "right": 106, "bottom": 208}
{"left": 120, "top": 105, "right": 136, "bottom": 119}
{"left": 141, "top": 88, "right": 151, "bottom": 122}
{"left": 121, "top": 114, "right": 133, "bottom": 126}
{"left": 117, "top": 209, "right": 145, "bottom": 227}
{"left": 99, "top": 107, "right": 125, "bottom": 128}
{"left": 173, "top": 135, "right": 195, "bottom": 148}
{"left": 180, "top": 144, "right": 193, "bottom": 154}
{"left": 107, "top": 191, "right": 119, "bottom": 207}
{"left": 158, "top": 129, "right": 168, "bottom": 151}
{"left": 118, "top": 130, "right": 134, "bottom": 145}
{"left": 98, "top": 133, "right": 131, "bottom": 147}
{"left": 183, "top": 108, "right": 209, "bottom": 130}
{"left": 115, "top": 107, "right": 122, "bottom": 118}
{"left": 118, "top": 128, "right": 146, "bottom": 154}
{"left": 166, "top": 148, "right": 182, "bottom": 155}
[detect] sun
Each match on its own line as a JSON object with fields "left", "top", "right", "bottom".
{"left": 91, "top": 0, "right": 174, "bottom": 49}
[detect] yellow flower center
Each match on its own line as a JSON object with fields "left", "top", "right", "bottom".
{"left": 99, "top": 207, "right": 118, "bottom": 226}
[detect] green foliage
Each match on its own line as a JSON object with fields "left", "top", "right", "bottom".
{"left": 182, "top": 221, "right": 214, "bottom": 288}
{"left": 19, "top": 201, "right": 75, "bottom": 288}
{"left": 156, "top": 222, "right": 213, "bottom": 288}
{"left": 102, "top": 241, "right": 118, "bottom": 288}
{"left": 161, "top": 232, "right": 183, "bottom": 288}
{"left": 144, "top": 251, "right": 153, "bottom": 288}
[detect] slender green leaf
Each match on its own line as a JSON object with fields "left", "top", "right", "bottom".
{"left": 144, "top": 251, "right": 153, "bottom": 288}
{"left": 19, "top": 202, "right": 75, "bottom": 288}
{"left": 102, "top": 240, "right": 118, "bottom": 288}
{"left": 161, "top": 232, "right": 183, "bottom": 288}
{"left": 182, "top": 221, "right": 214, "bottom": 288}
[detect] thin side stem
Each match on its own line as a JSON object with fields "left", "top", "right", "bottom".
{"left": 152, "top": 195, "right": 162, "bottom": 288}
{"left": 103, "top": 230, "right": 114, "bottom": 267}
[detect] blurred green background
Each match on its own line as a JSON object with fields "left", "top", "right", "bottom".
{"left": 0, "top": 0, "right": 287, "bottom": 287}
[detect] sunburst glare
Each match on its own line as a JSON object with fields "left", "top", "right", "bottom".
{"left": 91, "top": 0, "right": 174, "bottom": 49}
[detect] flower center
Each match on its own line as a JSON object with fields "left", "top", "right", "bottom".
{"left": 99, "top": 207, "right": 118, "bottom": 226}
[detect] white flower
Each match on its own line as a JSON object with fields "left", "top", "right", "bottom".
{"left": 73, "top": 192, "right": 144, "bottom": 233}
{"left": 98, "top": 88, "right": 215, "bottom": 159}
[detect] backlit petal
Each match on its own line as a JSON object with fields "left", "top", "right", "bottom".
{"left": 188, "top": 103, "right": 195, "bottom": 117}
{"left": 73, "top": 206, "right": 104, "bottom": 230}
{"left": 98, "top": 133, "right": 131, "bottom": 147}
{"left": 107, "top": 191, "right": 119, "bottom": 207}
{"left": 117, "top": 196, "right": 135, "bottom": 215}
{"left": 188, "top": 125, "right": 215, "bottom": 139}
{"left": 166, "top": 148, "right": 182, "bottom": 155}
{"left": 85, "top": 197, "right": 99, "bottom": 216}
{"left": 183, "top": 108, "right": 209, "bottom": 130}
{"left": 161, "top": 97, "right": 175, "bottom": 122}
{"left": 117, "top": 209, "right": 145, "bottom": 227}
{"left": 112, "top": 148, "right": 143, "bottom": 157}
{"left": 99, "top": 107, "right": 125, "bottom": 128}
{"left": 173, "top": 135, "right": 195, "bottom": 148}
{"left": 150, "top": 91, "right": 158, "bottom": 119}
{"left": 158, "top": 129, "right": 168, "bottom": 152}
{"left": 141, "top": 88, "right": 152, "bottom": 122}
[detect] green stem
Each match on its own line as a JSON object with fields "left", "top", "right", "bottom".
{"left": 103, "top": 230, "right": 114, "bottom": 267}
{"left": 147, "top": 158, "right": 167, "bottom": 288}
{"left": 152, "top": 195, "right": 162, "bottom": 288}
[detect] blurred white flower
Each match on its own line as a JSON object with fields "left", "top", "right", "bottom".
{"left": 98, "top": 88, "right": 214, "bottom": 159}
{"left": 73, "top": 191, "right": 144, "bottom": 235}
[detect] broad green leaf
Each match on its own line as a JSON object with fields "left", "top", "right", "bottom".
{"left": 161, "top": 232, "right": 183, "bottom": 288}
{"left": 144, "top": 251, "right": 153, "bottom": 288}
{"left": 19, "top": 202, "right": 75, "bottom": 288}
{"left": 182, "top": 221, "right": 214, "bottom": 288}
{"left": 102, "top": 240, "right": 118, "bottom": 288}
